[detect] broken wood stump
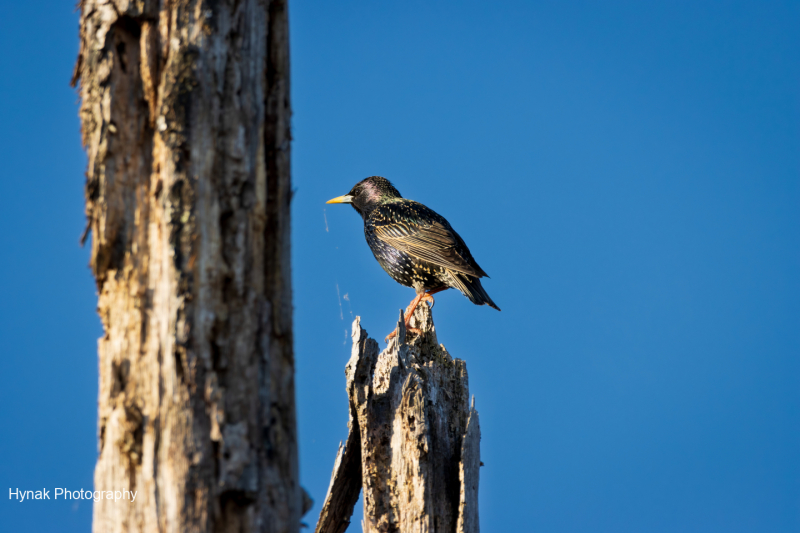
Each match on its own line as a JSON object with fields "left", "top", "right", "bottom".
{"left": 315, "top": 305, "right": 481, "bottom": 533}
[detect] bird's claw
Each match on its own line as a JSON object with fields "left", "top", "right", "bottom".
{"left": 421, "top": 293, "right": 435, "bottom": 309}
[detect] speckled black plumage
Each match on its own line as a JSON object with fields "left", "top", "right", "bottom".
{"left": 329, "top": 176, "right": 500, "bottom": 310}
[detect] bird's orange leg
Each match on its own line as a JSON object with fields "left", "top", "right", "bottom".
{"left": 386, "top": 288, "right": 449, "bottom": 341}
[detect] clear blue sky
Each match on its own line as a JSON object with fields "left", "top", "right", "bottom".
{"left": 1, "top": 1, "right": 798, "bottom": 531}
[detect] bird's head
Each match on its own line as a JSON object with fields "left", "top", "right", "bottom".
{"left": 326, "top": 176, "right": 402, "bottom": 217}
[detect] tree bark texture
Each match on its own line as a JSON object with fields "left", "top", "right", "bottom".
{"left": 315, "top": 306, "right": 481, "bottom": 533}
{"left": 72, "top": 1, "right": 299, "bottom": 531}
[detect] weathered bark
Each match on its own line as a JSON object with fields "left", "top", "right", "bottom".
{"left": 72, "top": 1, "right": 302, "bottom": 531}
{"left": 316, "top": 306, "right": 481, "bottom": 533}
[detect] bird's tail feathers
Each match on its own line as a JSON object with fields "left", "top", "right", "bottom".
{"left": 449, "top": 272, "right": 501, "bottom": 311}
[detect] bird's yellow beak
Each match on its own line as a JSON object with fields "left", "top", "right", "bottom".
{"left": 326, "top": 195, "right": 354, "bottom": 204}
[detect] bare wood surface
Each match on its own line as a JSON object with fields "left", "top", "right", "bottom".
{"left": 316, "top": 306, "right": 481, "bottom": 533}
{"left": 313, "top": 413, "right": 362, "bottom": 533}
{"left": 456, "top": 401, "right": 480, "bottom": 533}
{"left": 73, "top": 1, "right": 299, "bottom": 531}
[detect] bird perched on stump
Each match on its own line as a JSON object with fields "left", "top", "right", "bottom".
{"left": 327, "top": 176, "right": 500, "bottom": 341}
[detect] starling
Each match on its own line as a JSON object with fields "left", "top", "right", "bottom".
{"left": 327, "top": 176, "right": 499, "bottom": 340}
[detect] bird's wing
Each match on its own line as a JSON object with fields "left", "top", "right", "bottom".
{"left": 370, "top": 201, "right": 488, "bottom": 278}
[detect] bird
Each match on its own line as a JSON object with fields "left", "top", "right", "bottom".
{"left": 326, "top": 176, "right": 499, "bottom": 341}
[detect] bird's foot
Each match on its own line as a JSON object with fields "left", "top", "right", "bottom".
{"left": 407, "top": 289, "right": 442, "bottom": 313}
{"left": 385, "top": 327, "right": 422, "bottom": 343}
{"left": 385, "top": 292, "right": 428, "bottom": 342}
{"left": 386, "top": 288, "right": 448, "bottom": 342}
{"left": 420, "top": 293, "right": 435, "bottom": 309}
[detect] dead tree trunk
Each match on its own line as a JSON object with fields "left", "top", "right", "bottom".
{"left": 72, "top": 1, "right": 302, "bottom": 531}
{"left": 315, "top": 306, "right": 481, "bottom": 533}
